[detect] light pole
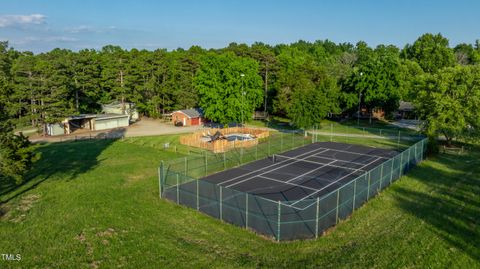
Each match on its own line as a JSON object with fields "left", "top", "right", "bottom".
{"left": 240, "top": 73, "right": 245, "bottom": 128}
{"left": 357, "top": 72, "right": 363, "bottom": 126}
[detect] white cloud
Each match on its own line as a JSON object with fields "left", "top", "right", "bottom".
{"left": 13, "top": 36, "right": 78, "bottom": 45}
{"left": 65, "top": 25, "right": 117, "bottom": 34}
{"left": 0, "top": 14, "right": 46, "bottom": 28}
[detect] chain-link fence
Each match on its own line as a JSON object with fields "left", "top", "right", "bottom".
{"left": 159, "top": 127, "right": 427, "bottom": 241}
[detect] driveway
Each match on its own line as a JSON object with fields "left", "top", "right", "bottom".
{"left": 29, "top": 118, "right": 204, "bottom": 143}
{"left": 391, "top": 119, "right": 424, "bottom": 131}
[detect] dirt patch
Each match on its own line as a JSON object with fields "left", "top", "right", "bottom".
{"left": 96, "top": 228, "right": 117, "bottom": 238}
{"left": 1, "top": 194, "right": 41, "bottom": 223}
{"left": 76, "top": 230, "right": 100, "bottom": 268}
{"left": 124, "top": 171, "right": 156, "bottom": 187}
{"left": 75, "top": 231, "right": 94, "bottom": 256}
{"left": 17, "top": 194, "right": 41, "bottom": 212}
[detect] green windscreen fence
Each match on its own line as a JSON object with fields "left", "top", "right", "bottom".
{"left": 160, "top": 127, "right": 427, "bottom": 241}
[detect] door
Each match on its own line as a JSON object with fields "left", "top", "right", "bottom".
{"left": 191, "top": 117, "right": 199, "bottom": 125}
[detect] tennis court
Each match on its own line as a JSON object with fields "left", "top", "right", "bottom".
{"left": 160, "top": 130, "right": 427, "bottom": 240}
{"left": 203, "top": 142, "right": 397, "bottom": 206}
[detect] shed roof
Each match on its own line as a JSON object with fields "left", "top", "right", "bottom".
{"left": 95, "top": 113, "right": 129, "bottom": 120}
{"left": 174, "top": 108, "right": 203, "bottom": 118}
{"left": 102, "top": 101, "right": 135, "bottom": 108}
{"left": 67, "top": 114, "right": 97, "bottom": 120}
{"left": 398, "top": 101, "right": 415, "bottom": 111}
{"left": 65, "top": 113, "right": 128, "bottom": 121}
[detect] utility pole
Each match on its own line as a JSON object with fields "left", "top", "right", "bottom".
{"left": 241, "top": 73, "right": 245, "bottom": 128}
{"left": 357, "top": 72, "right": 363, "bottom": 126}
{"left": 264, "top": 63, "right": 268, "bottom": 114}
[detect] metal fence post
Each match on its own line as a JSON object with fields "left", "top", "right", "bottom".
{"left": 277, "top": 200, "right": 281, "bottom": 242}
{"left": 345, "top": 127, "right": 348, "bottom": 143}
{"left": 268, "top": 136, "right": 271, "bottom": 156}
{"left": 223, "top": 151, "right": 226, "bottom": 170}
{"left": 184, "top": 157, "right": 188, "bottom": 176}
{"left": 400, "top": 151, "right": 404, "bottom": 176}
{"left": 245, "top": 193, "right": 249, "bottom": 229}
{"left": 380, "top": 162, "right": 384, "bottom": 189}
{"left": 219, "top": 186, "right": 223, "bottom": 221}
{"left": 176, "top": 174, "right": 180, "bottom": 204}
{"left": 407, "top": 147, "right": 411, "bottom": 171}
{"left": 367, "top": 171, "right": 371, "bottom": 200}
{"left": 291, "top": 131, "right": 294, "bottom": 149}
{"left": 330, "top": 124, "right": 333, "bottom": 142}
{"left": 315, "top": 197, "right": 320, "bottom": 238}
{"left": 312, "top": 125, "right": 315, "bottom": 144}
{"left": 397, "top": 131, "right": 401, "bottom": 150}
{"left": 420, "top": 139, "right": 425, "bottom": 161}
{"left": 205, "top": 152, "right": 208, "bottom": 176}
{"left": 390, "top": 157, "right": 394, "bottom": 183}
{"left": 413, "top": 140, "right": 418, "bottom": 164}
{"left": 281, "top": 133, "right": 284, "bottom": 152}
{"left": 159, "top": 162, "right": 163, "bottom": 198}
{"left": 352, "top": 179, "right": 357, "bottom": 209}
{"left": 335, "top": 189, "right": 340, "bottom": 223}
{"left": 196, "top": 179, "right": 199, "bottom": 211}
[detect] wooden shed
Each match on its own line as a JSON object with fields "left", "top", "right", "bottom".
{"left": 171, "top": 108, "right": 204, "bottom": 126}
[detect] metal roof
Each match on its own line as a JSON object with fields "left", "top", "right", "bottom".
{"left": 174, "top": 108, "right": 203, "bottom": 118}
{"left": 398, "top": 101, "right": 415, "bottom": 111}
{"left": 66, "top": 113, "right": 128, "bottom": 121}
{"left": 95, "top": 114, "right": 129, "bottom": 120}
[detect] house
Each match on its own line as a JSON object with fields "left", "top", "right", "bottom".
{"left": 45, "top": 114, "right": 130, "bottom": 136}
{"left": 396, "top": 101, "right": 416, "bottom": 119}
{"left": 171, "top": 108, "right": 204, "bottom": 126}
{"left": 102, "top": 101, "right": 139, "bottom": 122}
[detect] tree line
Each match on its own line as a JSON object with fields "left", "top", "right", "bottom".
{"left": 1, "top": 33, "right": 480, "bottom": 181}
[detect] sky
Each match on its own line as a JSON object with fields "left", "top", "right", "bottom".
{"left": 0, "top": 0, "right": 479, "bottom": 53}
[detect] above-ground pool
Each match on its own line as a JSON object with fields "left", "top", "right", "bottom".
{"left": 225, "top": 133, "right": 254, "bottom": 141}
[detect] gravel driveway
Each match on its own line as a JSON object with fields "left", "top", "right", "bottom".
{"left": 30, "top": 118, "right": 204, "bottom": 143}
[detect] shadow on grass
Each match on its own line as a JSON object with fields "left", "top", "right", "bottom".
{"left": 393, "top": 149, "right": 480, "bottom": 262}
{"left": 0, "top": 128, "right": 125, "bottom": 204}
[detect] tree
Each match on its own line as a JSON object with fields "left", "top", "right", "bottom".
{"left": 288, "top": 77, "right": 340, "bottom": 128}
{"left": 194, "top": 52, "right": 263, "bottom": 124}
{"left": 0, "top": 42, "right": 36, "bottom": 184}
{"left": 35, "top": 49, "right": 75, "bottom": 130}
{"left": 416, "top": 65, "right": 480, "bottom": 144}
{"left": 100, "top": 45, "right": 131, "bottom": 110}
{"left": 272, "top": 47, "right": 311, "bottom": 116}
{"left": 403, "top": 33, "right": 455, "bottom": 73}
{"left": 0, "top": 111, "right": 36, "bottom": 183}
{"left": 250, "top": 42, "right": 277, "bottom": 113}
{"left": 70, "top": 49, "right": 102, "bottom": 113}
{"left": 343, "top": 43, "right": 403, "bottom": 117}
{"left": 454, "top": 43, "right": 475, "bottom": 65}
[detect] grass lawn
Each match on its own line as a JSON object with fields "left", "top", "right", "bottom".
{"left": 247, "top": 118, "right": 419, "bottom": 137}
{"left": 0, "top": 134, "right": 479, "bottom": 268}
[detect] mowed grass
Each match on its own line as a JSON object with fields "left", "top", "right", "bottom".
{"left": 0, "top": 135, "right": 479, "bottom": 268}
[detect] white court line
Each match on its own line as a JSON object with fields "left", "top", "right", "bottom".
{"left": 284, "top": 160, "right": 338, "bottom": 183}
{"left": 307, "top": 155, "right": 367, "bottom": 166}
{"left": 274, "top": 155, "right": 368, "bottom": 172}
{"left": 256, "top": 175, "right": 320, "bottom": 192}
{"left": 313, "top": 146, "right": 391, "bottom": 160}
{"left": 224, "top": 149, "right": 330, "bottom": 188}
{"left": 289, "top": 156, "right": 381, "bottom": 206}
{"left": 218, "top": 147, "right": 329, "bottom": 186}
